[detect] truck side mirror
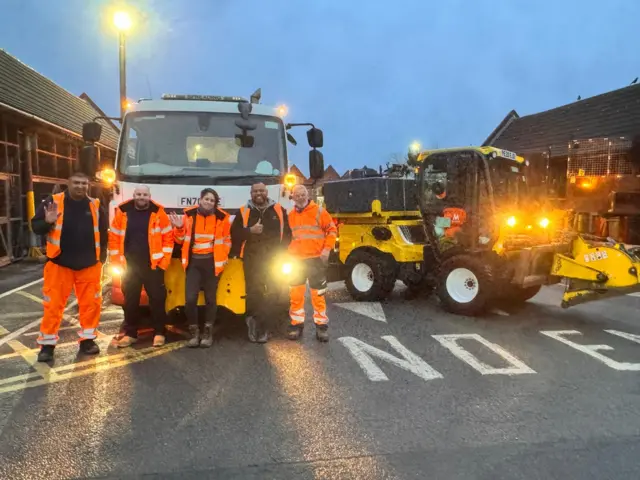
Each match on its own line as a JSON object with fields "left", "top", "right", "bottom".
{"left": 82, "top": 122, "right": 102, "bottom": 143}
{"left": 80, "top": 145, "right": 100, "bottom": 177}
{"left": 309, "top": 149, "right": 324, "bottom": 179}
{"left": 307, "top": 128, "right": 324, "bottom": 149}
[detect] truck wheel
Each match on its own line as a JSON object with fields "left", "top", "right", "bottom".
{"left": 437, "top": 255, "right": 493, "bottom": 316}
{"left": 345, "top": 251, "right": 396, "bottom": 301}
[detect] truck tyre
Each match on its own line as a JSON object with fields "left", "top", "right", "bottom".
{"left": 345, "top": 251, "right": 396, "bottom": 301}
{"left": 437, "top": 255, "right": 493, "bottom": 316}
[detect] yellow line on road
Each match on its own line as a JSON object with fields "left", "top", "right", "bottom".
{"left": 0, "top": 340, "right": 187, "bottom": 394}
{"left": 8, "top": 339, "right": 59, "bottom": 381}
{"left": 0, "top": 325, "right": 8, "bottom": 336}
{"left": 16, "top": 290, "right": 44, "bottom": 304}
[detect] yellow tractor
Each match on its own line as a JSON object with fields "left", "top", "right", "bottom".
{"left": 320, "top": 164, "right": 430, "bottom": 300}
{"left": 411, "top": 146, "right": 640, "bottom": 314}
{"left": 321, "top": 147, "right": 640, "bottom": 315}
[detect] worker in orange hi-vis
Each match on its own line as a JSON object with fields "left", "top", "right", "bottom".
{"left": 30, "top": 171, "right": 109, "bottom": 362}
{"left": 287, "top": 184, "right": 337, "bottom": 342}
{"left": 170, "top": 188, "right": 231, "bottom": 348}
{"left": 109, "top": 185, "right": 174, "bottom": 348}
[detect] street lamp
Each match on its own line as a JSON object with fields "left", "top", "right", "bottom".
{"left": 113, "top": 11, "right": 132, "bottom": 118}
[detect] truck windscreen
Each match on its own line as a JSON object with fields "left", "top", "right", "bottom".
{"left": 117, "top": 112, "right": 286, "bottom": 184}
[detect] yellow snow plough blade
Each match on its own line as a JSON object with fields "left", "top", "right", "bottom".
{"left": 551, "top": 235, "right": 640, "bottom": 308}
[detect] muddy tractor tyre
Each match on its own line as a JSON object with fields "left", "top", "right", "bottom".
{"left": 345, "top": 251, "right": 397, "bottom": 301}
{"left": 436, "top": 254, "right": 494, "bottom": 316}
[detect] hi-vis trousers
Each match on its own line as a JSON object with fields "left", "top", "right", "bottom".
{"left": 37, "top": 262, "right": 103, "bottom": 346}
{"left": 289, "top": 257, "right": 328, "bottom": 326}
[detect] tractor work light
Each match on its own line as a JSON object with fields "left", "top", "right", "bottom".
{"left": 539, "top": 217, "right": 550, "bottom": 229}
{"left": 506, "top": 216, "right": 517, "bottom": 227}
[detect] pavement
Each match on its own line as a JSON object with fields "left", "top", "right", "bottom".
{"left": 0, "top": 267, "right": 640, "bottom": 479}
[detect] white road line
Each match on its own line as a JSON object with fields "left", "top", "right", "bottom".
{"left": 23, "top": 317, "right": 121, "bottom": 336}
{"left": 0, "top": 278, "right": 43, "bottom": 300}
{"left": 0, "top": 318, "right": 45, "bottom": 349}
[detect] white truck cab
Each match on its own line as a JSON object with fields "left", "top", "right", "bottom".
{"left": 79, "top": 91, "right": 325, "bottom": 315}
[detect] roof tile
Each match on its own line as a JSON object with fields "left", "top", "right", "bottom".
{"left": 0, "top": 49, "right": 119, "bottom": 149}
{"left": 486, "top": 83, "right": 640, "bottom": 155}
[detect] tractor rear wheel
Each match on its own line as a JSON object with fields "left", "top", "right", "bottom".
{"left": 437, "top": 255, "right": 494, "bottom": 316}
{"left": 345, "top": 251, "right": 397, "bottom": 301}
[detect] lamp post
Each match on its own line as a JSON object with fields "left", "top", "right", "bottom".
{"left": 113, "top": 11, "right": 132, "bottom": 118}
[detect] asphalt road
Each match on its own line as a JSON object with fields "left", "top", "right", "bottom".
{"left": 1, "top": 273, "right": 640, "bottom": 479}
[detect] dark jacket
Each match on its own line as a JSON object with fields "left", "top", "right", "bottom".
{"left": 32, "top": 191, "right": 108, "bottom": 270}
{"left": 230, "top": 200, "right": 291, "bottom": 260}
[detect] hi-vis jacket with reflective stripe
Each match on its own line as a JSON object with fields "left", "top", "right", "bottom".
{"left": 46, "top": 192, "right": 101, "bottom": 260}
{"left": 288, "top": 201, "right": 337, "bottom": 259}
{"left": 108, "top": 199, "right": 174, "bottom": 270}
{"left": 175, "top": 206, "right": 231, "bottom": 275}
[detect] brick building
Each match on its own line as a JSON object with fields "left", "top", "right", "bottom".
{"left": 483, "top": 82, "right": 640, "bottom": 214}
{"left": 0, "top": 49, "right": 119, "bottom": 265}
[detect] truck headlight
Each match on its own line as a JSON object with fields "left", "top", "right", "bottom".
{"left": 281, "top": 262, "right": 293, "bottom": 275}
{"left": 110, "top": 265, "right": 123, "bottom": 276}
{"left": 539, "top": 217, "right": 550, "bottom": 228}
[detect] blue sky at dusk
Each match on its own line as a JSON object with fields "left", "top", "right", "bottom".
{"left": 1, "top": 0, "right": 638, "bottom": 176}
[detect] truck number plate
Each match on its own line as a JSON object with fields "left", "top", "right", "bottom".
{"left": 178, "top": 196, "right": 224, "bottom": 207}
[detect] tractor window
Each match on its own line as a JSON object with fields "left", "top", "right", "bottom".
{"left": 421, "top": 153, "right": 475, "bottom": 213}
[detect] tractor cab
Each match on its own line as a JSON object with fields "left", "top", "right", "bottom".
{"left": 413, "top": 146, "right": 528, "bottom": 255}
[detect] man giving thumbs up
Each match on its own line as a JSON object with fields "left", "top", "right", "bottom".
{"left": 230, "top": 183, "right": 292, "bottom": 343}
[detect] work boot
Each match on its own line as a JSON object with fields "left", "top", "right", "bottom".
{"left": 153, "top": 335, "right": 166, "bottom": 347}
{"left": 246, "top": 316, "right": 258, "bottom": 343}
{"left": 117, "top": 336, "right": 137, "bottom": 348}
{"left": 287, "top": 324, "right": 303, "bottom": 340}
{"left": 255, "top": 319, "right": 268, "bottom": 344}
{"left": 200, "top": 323, "right": 214, "bottom": 348}
{"left": 316, "top": 324, "right": 329, "bottom": 342}
{"left": 79, "top": 339, "right": 100, "bottom": 355}
{"left": 187, "top": 325, "right": 200, "bottom": 348}
{"left": 37, "top": 345, "right": 55, "bottom": 363}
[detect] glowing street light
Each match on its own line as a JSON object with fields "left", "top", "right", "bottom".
{"left": 113, "top": 11, "right": 132, "bottom": 31}
{"left": 409, "top": 141, "right": 421, "bottom": 154}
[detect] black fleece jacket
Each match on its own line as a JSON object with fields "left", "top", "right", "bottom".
{"left": 32, "top": 191, "right": 108, "bottom": 270}
{"left": 230, "top": 202, "right": 291, "bottom": 260}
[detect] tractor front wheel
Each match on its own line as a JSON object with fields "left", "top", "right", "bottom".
{"left": 437, "top": 255, "right": 493, "bottom": 316}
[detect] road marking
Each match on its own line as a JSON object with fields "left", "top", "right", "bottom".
{"left": 8, "top": 339, "right": 59, "bottom": 381}
{"left": 541, "top": 330, "right": 640, "bottom": 371}
{"left": 2, "top": 312, "right": 45, "bottom": 320}
{"left": 22, "top": 317, "right": 121, "bottom": 336}
{"left": 16, "top": 290, "right": 45, "bottom": 304}
{"left": 432, "top": 333, "right": 536, "bottom": 375}
{"left": 0, "top": 278, "right": 44, "bottom": 300}
{"left": 605, "top": 329, "right": 640, "bottom": 345}
{"left": 335, "top": 302, "right": 387, "bottom": 322}
{"left": 0, "top": 340, "right": 188, "bottom": 394}
{"left": 0, "top": 325, "right": 8, "bottom": 336}
{"left": 338, "top": 335, "right": 443, "bottom": 382}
